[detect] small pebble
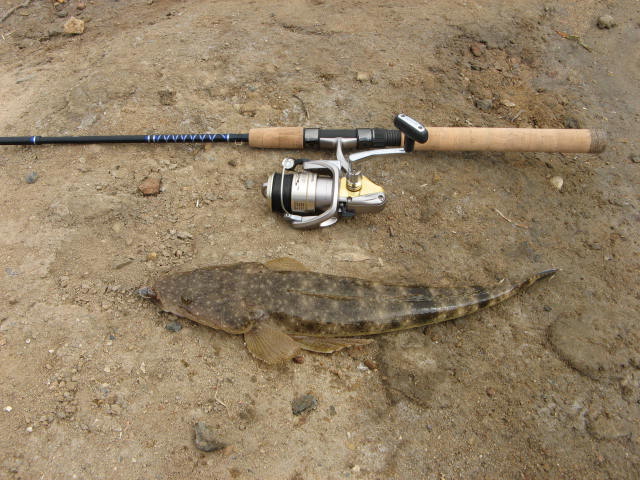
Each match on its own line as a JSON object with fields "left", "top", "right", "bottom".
{"left": 563, "top": 117, "right": 581, "bottom": 129}
{"left": 543, "top": 305, "right": 552, "bottom": 312}
{"left": 549, "top": 176, "right": 564, "bottom": 191}
{"left": 228, "top": 159, "right": 238, "bottom": 167}
{"left": 158, "top": 90, "right": 176, "bottom": 106}
{"left": 356, "top": 72, "right": 371, "bottom": 82}
{"left": 138, "top": 175, "right": 162, "bottom": 196}
{"left": 56, "top": 10, "right": 68, "bottom": 18}
{"left": 364, "top": 359, "right": 378, "bottom": 370}
{"left": 26, "top": 426, "right": 33, "bottom": 433}
{"left": 176, "top": 231, "right": 192, "bottom": 240}
{"left": 63, "top": 16, "right": 85, "bottom": 35}
{"left": 292, "top": 355, "right": 305, "bottom": 364}
{"left": 193, "top": 422, "right": 227, "bottom": 452}
{"left": 292, "top": 394, "right": 317, "bottom": 415}
{"left": 486, "top": 387, "right": 496, "bottom": 397}
{"left": 597, "top": 15, "right": 616, "bottom": 29}
{"left": 474, "top": 98, "right": 493, "bottom": 111}
{"left": 165, "top": 321, "right": 182, "bottom": 332}
{"left": 4, "top": 406, "right": 12, "bottom": 412}
{"left": 77, "top": 2, "right": 86, "bottom": 10}
{"left": 629, "top": 154, "right": 640, "bottom": 164}
{"left": 146, "top": 252, "right": 158, "bottom": 261}
{"left": 470, "top": 42, "right": 486, "bottom": 57}
{"left": 244, "top": 179, "right": 255, "bottom": 189}
{"left": 25, "top": 172, "right": 38, "bottom": 184}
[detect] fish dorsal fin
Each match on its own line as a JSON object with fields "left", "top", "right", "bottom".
{"left": 290, "top": 335, "right": 374, "bottom": 353}
{"left": 244, "top": 324, "right": 302, "bottom": 364}
{"left": 264, "top": 257, "right": 308, "bottom": 272}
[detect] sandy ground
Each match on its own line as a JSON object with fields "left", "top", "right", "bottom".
{"left": 0, "top": 0, "right": 639, "bottom": 478}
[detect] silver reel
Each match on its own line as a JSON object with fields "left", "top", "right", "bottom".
{"left": 261, "top": 114, "right": 427, "bottom": 229}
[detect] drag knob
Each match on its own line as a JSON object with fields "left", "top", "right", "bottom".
{"left": 394, "top": 113, "right": 428, "bottom": 152}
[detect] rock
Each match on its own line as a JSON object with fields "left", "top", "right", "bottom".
{"left": 194, "top": 422, "right": 227, "bottom": 452}
{"left": 597, "top": 15, "right": 616, "bottom": 29}
{"left": 629, "top": 154, "right": 640, "bottom": 164}
{"left": 356, "top": 72, "right": 371, "bottom": 82}
{"left": 63, "top": 17, "right": 85, "bottom": 35}
{"left": 25, "top": 172, "right": 38, "bottom": 184}
{"left": 77, "top": 2, "right": 86, "bottom": 10}
{"left": 474, "top": 98, "right": 493, "bottom": 112}
{"left": 176, "top": 231, "right": 192, "bottom": 240}
{"left": 470, "top": 42, "right": 486, "bottom": 57}
{"left": 57, "top": 10, "right": 68, "bottom": 18}
{"left": 244, "top": 179, "right": 255, "bottom": 189}
{"left": 549, "top": 176, "right": 563, "bottom": 191}
{"left": 138, "top": 175, "right": 161, "bottom": 195}
{"left": 291, "top": 394, "right": 317, "bottom": 415}
{"left": 165, "top": 321, "right": 182, "bottom": 332}
{"left": 292, "top": 355, "right": 304, "bottom": 364}
{"left": 500, "top": 99, "right": 516, "bottom": 108}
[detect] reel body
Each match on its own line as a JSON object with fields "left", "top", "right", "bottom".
{"left": 263, "top": 162, "right": 386, "bottom": 229}
{"left": 262, "top": 114, "right": 427, "bottom": 229}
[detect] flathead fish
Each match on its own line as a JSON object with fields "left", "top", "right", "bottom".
{"left": 141, "top": 259, "right": 556, "bottom": 364}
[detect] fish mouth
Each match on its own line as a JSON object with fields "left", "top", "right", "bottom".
{"left": 138, "top": 286, "right": 157, "bottom": 300}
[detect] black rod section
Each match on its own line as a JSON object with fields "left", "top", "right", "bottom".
{"left": 0, "top": 133, "right": 249, "bottom": 146}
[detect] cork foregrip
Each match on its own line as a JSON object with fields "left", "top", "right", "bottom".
{"left": 410, "top": 128, "right": 607, "bottom": 153}
{"left": 248, "top": 127, "right": 304, "bottom": 149}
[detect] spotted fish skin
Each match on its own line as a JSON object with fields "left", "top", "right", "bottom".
{"left": 151, "top": 263, "right": 557, "bottom": 338}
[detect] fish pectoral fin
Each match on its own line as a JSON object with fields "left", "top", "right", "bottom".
{"left": 290, "top": 335, "right": 374, "bottom": 354}
{"left": 244, "top": 324, "right": 302, "bottom": 364}
{"left": 263, "top": 257, "right": 308, "bottom": 272}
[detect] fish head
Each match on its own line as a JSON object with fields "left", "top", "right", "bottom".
{"left": 151, "top": 264, "right": 266, "bottom": 334}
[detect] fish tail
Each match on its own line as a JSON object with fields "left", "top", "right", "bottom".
{"left": 478, "top": 267, "right": 558, "bottom": 309}
{"left": 409, "top": 268, "right": 558, "bottom": 327}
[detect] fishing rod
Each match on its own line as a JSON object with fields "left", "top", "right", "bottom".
{"left": 1, "top": 114, "right": 606, "bottom": 229}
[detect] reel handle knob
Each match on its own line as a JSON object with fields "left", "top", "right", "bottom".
{"left": 394, "top": 113, "right": 428, "bottom": 152}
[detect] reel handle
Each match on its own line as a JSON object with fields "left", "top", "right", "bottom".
{"left": 393, "top": 114, "right": 428, "bottom": 152}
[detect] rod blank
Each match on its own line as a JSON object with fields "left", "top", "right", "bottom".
{"left": 0, "top": 133, "right": 249, "bottom": 146}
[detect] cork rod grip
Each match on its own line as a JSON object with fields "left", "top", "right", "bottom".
{"left": 248, "top": 127, "right": 304, "bottom": 149}
{"left": 411, "top": 128, "right": 607, "bottom": 153}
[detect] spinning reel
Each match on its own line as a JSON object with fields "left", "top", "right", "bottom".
{"left": 262, "top": 114, "right": 428, "bottom": 229}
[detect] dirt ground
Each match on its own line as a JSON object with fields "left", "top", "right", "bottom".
{"left": 0, "top": 0, "right": 638, "bottom": 478}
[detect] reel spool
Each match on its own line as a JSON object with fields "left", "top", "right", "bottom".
{"left": 262, "top": 114, "right": 427, "bottom": 229}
